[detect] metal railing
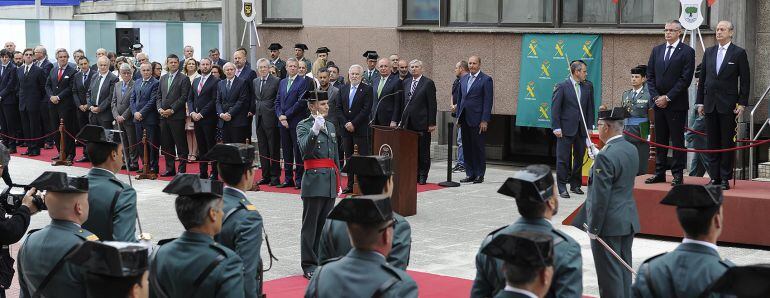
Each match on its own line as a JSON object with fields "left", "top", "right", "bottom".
{"left": 749, "top": 84, "right": 770, "bottom": 179}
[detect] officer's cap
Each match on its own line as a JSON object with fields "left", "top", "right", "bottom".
{"left": 67, "top": 241, "right": 148, "bottom": 277}
{"left": 363, "top": 50, "right": 379, "bottom": 60}
{"left": 342, "top": 155, "right": 392, "bottom": 177}
{"left": 76, "top": 125, "right": 122, "bottom": 145}
{"left": 631, "top": 64, "right": 647, "bottom": 75}
{"left": 328, "top": 195, "right": 393, "bottom": 224}
{"left": 268, "top": 43, "right": 283, "bottom": 51}
{"left": 162, "top": 174, "right": 223, "bottom": 198}
{"left": 481, "top": 231, "right": 554, "bottom": 268}
{"left": 660, "top": 184, "right": 722, "bottom": 208}
{"left": 131, "top": 43, "right": 143, "bottom": 51}
{"left": 597, "top": 107, "right": 629, "bottom": 121}
{"left": 204, "top": 143, "right": 255, "bottom": 165}
{"left": 703, "top": 264, "right": 770, "bottom": 297}
{"left": 498, "top": 164, "right": 553, "bottom": 203}
{"left": 316, "top": 47, "right": 330, "bottom": 54}
{"left": 29, "top": 171, "right": 89, "bottom": 193}
{"left": 303, "top": 90, "right": 329, "bottom": 102}
{"left": 294, "top": 43, "right": 308, "bottom": 51}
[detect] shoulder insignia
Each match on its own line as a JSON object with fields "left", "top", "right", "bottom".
{"left": 595, "top": 168, "right": 602, "bottom": 174}
{"left": 238, "top": 199, "right": 258, "bottom": 211}
{"left": 320, "top": 256, "right": 342, "bottom": 265}
{"left": 642, "top": 252, "right": 667, "bottom": 264}
{"left": 157, "top": 238, "right": 176, "bottom": 246}
{"left": 86, "top": 234, "right": 99, "bottom": 241}
{"left": 380, "top": 263, "right": 405, "bottom": 280}
{"left": 26, "top": 228, "right": 41, "bottom": 236}
{"left": 245, "top": 204, "right": 257, "bottom": 211}
{"left": 487, "top": 225, "right": 508, "bottom": 236}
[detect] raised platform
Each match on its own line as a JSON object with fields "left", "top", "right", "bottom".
{"left": 564, "top": 175, "right": 770, "bottom": 247}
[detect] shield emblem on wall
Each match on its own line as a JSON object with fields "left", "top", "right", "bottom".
{"left": 678, "top": 0, "right": 704, "bottom": 30}
{"left": 241, "top": 0, "right": 257, "bottom": 22}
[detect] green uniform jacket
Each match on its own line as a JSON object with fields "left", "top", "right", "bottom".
{"left": 298, "top": 116, "right": 340, "bottom": 198}
{"left": 18, "top": 220, "right": 99, "bottom": 298}
{"left": 318, "top": 213, "right": 412, "bottom": 269}
{"left": 305, "top": 248, "right": 418, "bottom": 298}
{"left": 572, "top": 136, "right": 640, "bottom": 237}
{"left": 621, "top": 84, "right": 651, "bottom": 141}
{"left": 363, "top": 68, "right": 378, "bottom": 86}
{"left": 632, "top": 242, "right": 734, "bottom": 298}
{"left": 83, "top": 168, "right": 138, "bottom": 242}
{"left": 471, "top": 218, "right": 583, "bottom": 298}
{"left": 214, "top": 187, "right": 264, "bottom": 297}
{"left": 151, "top": 231, "right": 245, "bottom": 298}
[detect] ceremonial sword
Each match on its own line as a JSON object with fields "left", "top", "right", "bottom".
{"left": 583, "top": 223, "right": 637, "bottom": 276}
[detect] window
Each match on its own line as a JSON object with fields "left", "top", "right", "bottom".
{"left": 440, "top": 0, "right": 709, "bottom": 27}
{"left": 263, "top": 0, "right": 302, "bottom": 23}
{"left": 404, "top": 0, "right": 440, "bottom": 24}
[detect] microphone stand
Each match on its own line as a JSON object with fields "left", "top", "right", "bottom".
{"left": 369, "top": 90, "right": 404, "bottom": 127}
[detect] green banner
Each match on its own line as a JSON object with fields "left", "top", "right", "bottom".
{"left": 515, "top": 34, "right": 602, "bottom": 128}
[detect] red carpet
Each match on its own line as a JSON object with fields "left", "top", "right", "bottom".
{"left": 13, "top": 145, "right": 444, "bottom": 195}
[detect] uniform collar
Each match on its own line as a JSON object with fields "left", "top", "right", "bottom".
{"left": 606, "top": 135, "right": 624, "bottom": 143}
{"left": 516, "top": 217, "right": 552, "bottom": 228}
{"left": 224, "top": 186, "right": 247, "bottom": 200}
{"left": 180, "top": 231, "right": 215, "bottom": 243}
{"left": 347, "top": 248, "right": 387, "bottom": 263}
{"left": 502, "top": 286, "right": 538, "bottom": 298}
{"left": 90, "top": 167, "right": 116, "bottom": 178}
{"left": 633, "top": 86, "right": 643, "bottom": 94}
{"left": 682, "top": 238, "right": 719, "bottom": 253}
{"left": 51, "top": 219, "right": 81, "bottom": 229}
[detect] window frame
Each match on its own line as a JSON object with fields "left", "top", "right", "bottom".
{"left": 402, "top": 0, "right": 441, "bottom": 25}
{"left": 262, "top": 0, "right": 303, "bottom": 24}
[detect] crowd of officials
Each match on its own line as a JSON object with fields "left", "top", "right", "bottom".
{"left": 0, "top": 18, "right": 766, "bottom": 298}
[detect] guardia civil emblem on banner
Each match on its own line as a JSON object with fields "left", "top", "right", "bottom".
{"left": 679, "top": 0, "right": 704, "bottom": 30}
{"left": 241, "top": 0, "right": 256, "bottom": 22}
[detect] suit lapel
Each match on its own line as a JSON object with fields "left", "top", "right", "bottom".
{"left": 716, "top": 43, "right": 734, "bottom": 77}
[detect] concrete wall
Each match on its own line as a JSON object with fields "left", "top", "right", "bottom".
{"left": 302, "top": 0, "right": 399, "bottom": 28}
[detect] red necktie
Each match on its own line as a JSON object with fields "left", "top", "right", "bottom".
{"left": 198, "top": 77, "right": 204, "bottom": 94}
{"left": 57, "top": 68, "right": 63, "bottom": 82}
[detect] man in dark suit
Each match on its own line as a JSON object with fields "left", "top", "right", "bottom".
{"left": 0, "top": 49, "right": 19, "bottom": 153}
{"left": 328, "top": 65, "right": 345, "bottom": 89}
{"left": 111, "top": 63, "right": 139, "bottom": 171}
{"left": 457, "top": 56, "right": 493, "bottom": 184}
{"left": 551, "top": 60, "right": 595, "bottom": 198}
{"left": 233, "top": 49, "right": 257, "bottom": 141}
{"left": 87, "top": 56, "right": 119, "bottom": 129}
{"left": 370, "top": 57, "right": 402, "bottom": 127}
{"left": 130, "top": 63, "right": 160, "bottom": 173}
{"left": 645, "top": 20, "right": 696, "bottom": 186}
{"left": 188, "top": 58, "right": 220, "bottom": 179}
{"left": 216, "top": 62, "right": 249, "bottom": 144}
{"left": 208, "top": 48, "right": 228, "bottom": 67}
{"left": 252, "top": 58, "right": 281, "bottom": 186}
{"left": 268, "top": 43, "right": 287, "bottom": 79}
{"left": 338, "top": 65, "right": 372, "bottom": 193}
{"left": 156, "top": 54, "right": 190, "bottom": 177}
{"left": 400, "top": 60, "right": 437, "bottom": 185}
{"left": 45, "top": 48, "right": 78, "bottom": 162}
{"left": 34, "top": 46, "right": 55, "bottom": 149}
{"left": 276, "top": 58, "right": 309, "bottom": 189}
{"left": 72, "top": 57, "right": 93, "bottom": 162}
{"left": 696, "top": 21, "right": 750, "bottom": 190}
{"left": 17, "top": 48, "right": 47, "bottom": 156}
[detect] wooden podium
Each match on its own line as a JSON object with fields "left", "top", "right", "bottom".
{"left": 371, "top": 125, "right": 419, "bottom": 216}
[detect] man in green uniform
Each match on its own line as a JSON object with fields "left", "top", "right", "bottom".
{"left": 702, "top": 265, "right": 770, "bottom": 297}
{"left": 472, "top": 164, "right": 581, "bottom": 298}
{"left": 621, "top": 65, "right": 651, "bottom": 175}
{"left": 318, "top": 155, "right": 412, "bottom": 269}
{"left": 18, "top": 171, "right": 97, "bottom": 297}
{"left": 481, "top": 232, "right": 555, "bottom": 298}
{"left": 205, "top": 143, "right": 265, "bottom": 297}
{"left": 305, "top": 195, "right": 418, "bottom": 297}
{"left": 297, "top": 90, "right": 340, "bottom": 279}
{"left": 152, "top": 174, "right": 245, "bottom": 297}
{"left": 67, "top": 241, "right": 150, "bottom": 298}
{"left": 571, "top": 107, "right": 639, "bottom": 298}
{"left": 632, "top": 184, "right": 733, "bottom": 297}
{"left": 76, "top": 124, "right": 138, "bottom": 242}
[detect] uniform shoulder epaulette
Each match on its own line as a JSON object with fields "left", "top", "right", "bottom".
{"left": 486, "top": 225, "right": 508, "bottom": 237}
{"left": 108, "top": 177, "right": 128, "bottom": 189}
{"left": 380, "top": 263, "right": 406, "bottom": 281}
{"left": 719, "top": 259, "right": 735, "bottom": 268}
{"left": 209, "top": 242, "right": 234, "bottom": 257}
{"left": 238, "top": 198, "right": 258, "bottom": 212}
{"left": 550, "top": 229, "right": 572, "bottom": 246}
{"left": 27, "top": 228, "right": 41, "bottom": 235}
{"left": 157, "top": 238, "right": 176, "bottom": 246}
{"left": 641, "top": 252, "right": 667, "bottom": 264}
{"left": 320, "top": 256, "right": 342, "bottom": 265}
{"left": 73, "top": 228, "right": 99, "bottom": 241}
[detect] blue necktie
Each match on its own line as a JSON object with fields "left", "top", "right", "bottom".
{"left": 348, "top": 85, "right": 356, "bottom": 107}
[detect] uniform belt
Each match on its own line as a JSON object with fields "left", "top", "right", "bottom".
{"left": 303, "top": 158, "right": 341, "bottom": 194}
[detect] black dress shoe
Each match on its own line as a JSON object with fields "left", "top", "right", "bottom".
{"left": 418, "top": 179, "right": 427, "bottom": 185}
{"left": 342, "top": 187, "right": 353, "bottom": 194}
{"left": 706, "top": 179, "right": 721, "bottom": 186}
{"left": 257, "top": 178, "right": 271, "bottom": 185}
{"left": 721, "top": 181, "right": 730, "bottom": 190}
{"left": 269, "top": 179, "right": 280, "bottom": 186}
{"left": 571, "top": 187, "right": 584, "bottom": 195}
{"left": 303, "top": 271, "right": 314, "bottom": 280}
{"left": 51, "top": 154, "right": 60, "bottom": 161}
{"left": 76, "top": 156, "right": 89, "bottom": 162}
{"left": 460, "top": 177, "right": 476, "bottom": 183}
{"left": 294, "top": 185, "right": 301, "bottom": 190}
{"left": 21, "top": 151, "right": 29, "bottom": 156}
{"left": 160, "top": 171, "right": 176, "bottom": 177}
{"left": 66, "top": 155, "right": 75, "bottom": 162}
{"left": 645, "top": 175, "right": 666, "bottom": 184}
{"left": 473, "top": 177, "right": 484, "bottom": 184}
{"left": 43, "top": 143, "right": 53, "bottom": 150}
{"left": 671, "top": 176, "right": 683, "bottom": 186}
{"left": 559, "top": 192, "right": 570, "bottom": 199}
{"left": 276, "top": 181, "right": 295, "bottom": 188}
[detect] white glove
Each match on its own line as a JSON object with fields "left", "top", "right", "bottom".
{"left": 583, "top": 224, "right": 597, "bottom": 240}
{"left": 585, "top": 138, "right": 593, "bottom": 148}
{"left": 312, "top": 115, "right": 325, "bottom": 135}
{"left": 587, "top": 144, "right": 599, "bottom": 160}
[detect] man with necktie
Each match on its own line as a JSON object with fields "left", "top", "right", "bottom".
{"left": 87, "top": 56, "right": 119, "bottom": 129}
{"left": 696, "top": 20, "right": 750, "bottom": 190}
{"left": 276, "top": 58, "right": 309, "bottom": 189}
{"left": 216, "top": 63, "right": 249, "bottom": 144}
{"left": 371, "top": 57, "right": 402, "bottom": 127}
{"left": 156, "top": 54, "right": 191, "bottom": 177}
{"left": 111, "top": 63, "right": 139, "bottom": 171}
{"left": 252, "top": 58, "right": 281, "bottom": 186}
{"left": 362, "top": 51, "right": 379, "bottom": 86}
{"left": 130, "top": 63, "right": 161, "bottom": 174}
{"left": 268, "top": 43, "right": 287, "bottom": 79}
{"left": 456, "top": 56, "right": 494, "bottom": 184}
{"left": 72, "top": 57, "right": 93, "bottom": 162}
{"left": 338, "top": 65, "right": 372, "bottom": 193}
{"left": 188, "top": 58, "right": 220, "bottom": 179}
{"left": 0, "top": 49, "right": 19, "bottom": 154}
{"left": 645, "top": 20, "right": 696, "bottom": 186}
{"left": 45, "top": 48, "right": 78, "bottom": 163}
{"left": 232, "top": 49, "right": 257, "bottom": 141}
{"left": 400, "top": 60, "right": 437, "bottom": 185}
{"left": 17, "top": 48, "right": 48, "bottom": 156}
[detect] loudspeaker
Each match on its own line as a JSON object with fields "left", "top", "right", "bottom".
{"left": 115, "top": 28, "right": 140, "bottom": 56}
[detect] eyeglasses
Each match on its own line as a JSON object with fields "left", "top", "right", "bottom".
{"left": 378, "top": 218, "right": 397, "bottom": 232}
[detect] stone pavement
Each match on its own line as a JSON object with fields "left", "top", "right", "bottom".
{"left": 8, "top": 156, "right": 770, "bottom": 297}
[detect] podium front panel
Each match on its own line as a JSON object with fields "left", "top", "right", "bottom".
{"left": 372, "top": 126, "right": 419, "bottom": 216}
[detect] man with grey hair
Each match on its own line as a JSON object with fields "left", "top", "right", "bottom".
{"left": 45, "top": 48, "right": 78, "bottom": 162}
{"left": 91, "top": 48, "right": 110, "bottom": 72}
{"left": 337, "top": 64, "right": 372, "bottom": 193}
{"left": 401, "top": 59, "right": 437, "bottom": 185}
{"left": 3, "top": 41, "right": 15, "bottom": 53}
{"left": 696, "top": 20, "right": 750, "bottom": 190}
{"left": 275, "top": 57, "right": 309, "bottom": 189}
{"left": 183, "top": 45, "right": 195, "bottom": 61}
{"left": 35, "top": 45, "right": 55, "bottom": 149}
{"left": 87, "top": 56, "right": 119, "bottom": 129}
{"left": 133, "top": 52, "right": 149, "bottom": 80}
{"left": 111, "top": 63, "right": 139, "bottom": 170}
{"left": 252, "top": 58, "right": 281, "bottom": 186}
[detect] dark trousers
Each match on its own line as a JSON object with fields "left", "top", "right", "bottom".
{"left": 159, "top": 118, "right": 188, "bottom": 173}
{"left": 256, "top": 121, "right": 280, "bottom": 182}
{"left": 48, "top": 106, "right": 77, "bottom": 159}
{"left": 280, "top": 125, "right": 304, "bottom": 184}
{"left": 300, "top": 196, "right": 334, "bottom": 272}
{"left": 39, "top": 102, "right": 54, "bottom": 144}
{"left": 117, "top": 121, "right": 138, "bottom": 167}
{"left": 89, "top": 114, "right": 113, "bottom": 129}
{"left": 0, "top": 104, "right": 21, "bottom": 149}
{"left": 654, "top": 109, "right": 686, "bottom": 176}
{"left": 591, "top": 235, "right": 633, "bottom": 298}
{"left": 417, "top": 130, "right": 431, "bottom": 179}
{"left": 342, "top": 134, "right": 370, "bottom": 187}
{"left": 20, "top": 110, "right": 41, "bottom": 151}
{"left": 705, "top": 111, "right": 736, "bottom": 181}
{"left": 460, "top": 120, "right": 486, "bottom": 178}
{"left": 135, "top": 122, "right": 159, "bottom": 172}
{"left": 194, "top": 122, "right": 218, "bottom": 177}
{"left": 556, "top": 134, "right": 585, "bottom": 193}
{"left": 222, "top": 124, "right": 248, "bottom": 144}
